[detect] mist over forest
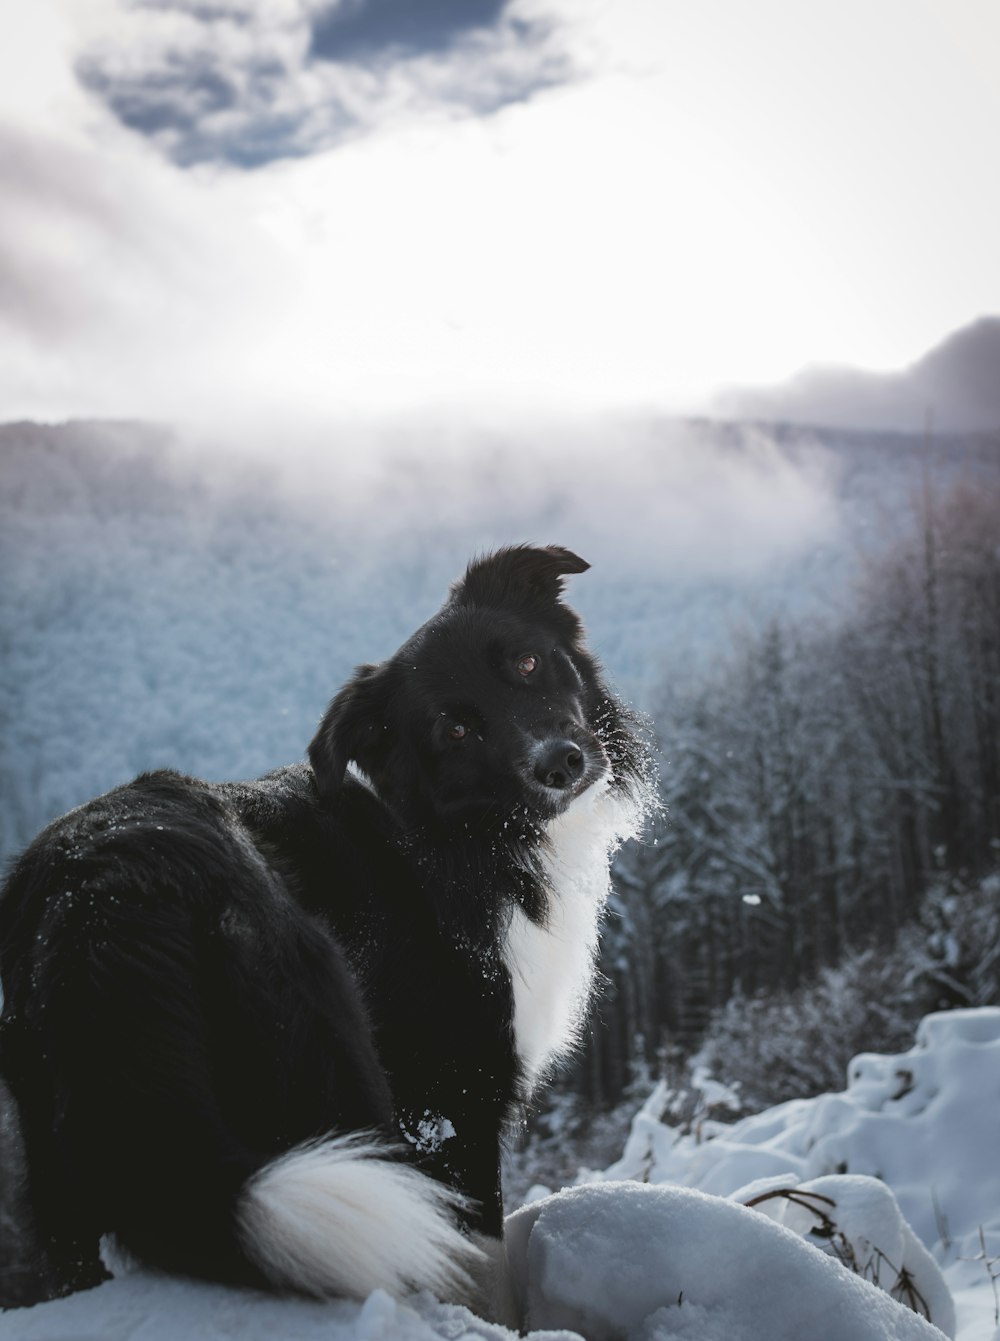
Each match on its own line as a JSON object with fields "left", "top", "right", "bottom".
{"left": 2, "top": 413, "right": 999, "bottom": 1137}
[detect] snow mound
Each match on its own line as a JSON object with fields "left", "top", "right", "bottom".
{"left": 602, "top": 1007, "right": 1000, "bottom": 1341}
{"left": 731, "top": 1174, "right": 955, "bottom": 1337}
{"left": 505, "top": 1180, "right": 949, "bottom": 1340}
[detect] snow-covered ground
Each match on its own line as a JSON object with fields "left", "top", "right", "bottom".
{"left": 3, "top": 1008, "right": 998, "bottom": 1340}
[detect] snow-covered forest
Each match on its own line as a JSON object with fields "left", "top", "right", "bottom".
{"left": 593, "top": 475, "right": 1000, "bottom": 1112}
{"left": 2, "top": 416, "right": 999, "bottom": 1337}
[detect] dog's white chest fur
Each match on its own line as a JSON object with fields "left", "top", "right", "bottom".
{"left": 502, "top": 782, "right": 635, "bottom": 1089}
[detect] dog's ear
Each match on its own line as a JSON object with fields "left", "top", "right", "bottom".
{"left": 308, "top": 663, "right": 387, "bottom": 798}
{"left": 453, "top": 545, "right": 589, "bottom": 608}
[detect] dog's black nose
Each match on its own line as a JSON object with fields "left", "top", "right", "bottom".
{"left": 534, "top": 740, "right": 586, "bottom": 790}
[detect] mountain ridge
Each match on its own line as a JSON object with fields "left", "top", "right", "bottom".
{"left": 712, "top": 315, "right": 1000, "bottom": 433}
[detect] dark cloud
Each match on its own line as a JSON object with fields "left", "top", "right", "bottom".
{"left": 310, "top": 0, "right": 507, "bottom": 62}
{"left": 75, "top": 0, "right": 573, "bottom": 170}
{"left": 77, "top": 46, "right": 326, "bottom": 169}
{"left": 132, "top": 0, "right": 255, "bottom": 18}
{"left": 83, "top": 60, "right": 237, "bottom": 138}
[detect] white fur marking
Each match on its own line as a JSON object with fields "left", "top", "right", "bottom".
{"left": 238, "top": 1134, "right": 483, "bottom": 1300}
{"left": 503, "top": 778, "right": 642, "bottom": 1088}
{"left": 346, "top": 760, "right": 379, "bottom": 798}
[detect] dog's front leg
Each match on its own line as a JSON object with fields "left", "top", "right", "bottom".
{"left": 464, "top": 1232, "right": 518, "bottom": 1328}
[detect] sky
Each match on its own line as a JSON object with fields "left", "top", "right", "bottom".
{"left": 2, "top": 0, "right": 999, "bottom": 431}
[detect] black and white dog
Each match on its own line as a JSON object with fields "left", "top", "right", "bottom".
{"left": 0, "top": 545, "right": 650, "bottom": 1311}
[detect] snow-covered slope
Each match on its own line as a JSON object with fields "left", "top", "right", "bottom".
{"left": 714, "top": 316, "right": 1000, "bottom": 433}
{"left": 6, "top": 1009, "right": 998, "bottom": 1340}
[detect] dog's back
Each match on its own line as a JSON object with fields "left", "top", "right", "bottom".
{"left": 0, "top": 769, "right": 479, "bottom": 1301}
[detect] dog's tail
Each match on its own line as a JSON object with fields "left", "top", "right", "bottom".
{"left": 237, "top": 1135, "right": 482, "bottom": 1300}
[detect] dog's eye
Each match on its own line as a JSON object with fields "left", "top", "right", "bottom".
{"left": 448, "top": 722, "right": 468, "bottom": 741}
{"left": 516, "top": 655, "right": 539, "bottom": 676}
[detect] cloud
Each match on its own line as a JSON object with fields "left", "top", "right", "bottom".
{"left": 3, "top": 0, "right": 999, "bottom": 426}
{"left": 0, "top": 120, "right": 230, "bottom": 346}
{"left": 76, "top": 0, "right": 574, "bottom": 167}
{"left": 0, "top": 118, "right": 282, "bottom": 419}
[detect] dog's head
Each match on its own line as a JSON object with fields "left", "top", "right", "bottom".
{"left": 309, "top": 545, "right": 630, "bottom": 830}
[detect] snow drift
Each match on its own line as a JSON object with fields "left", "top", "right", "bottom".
{"left": 506, "top": 1179, "right": 949, "bottom": 1340}
{"left": 598, "top": 1006, "right": 1000, "bottom": 1341}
